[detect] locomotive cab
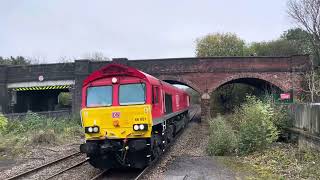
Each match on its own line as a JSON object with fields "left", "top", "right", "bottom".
{"left": 81, "top": 79, "right": 152, "bottom": 140}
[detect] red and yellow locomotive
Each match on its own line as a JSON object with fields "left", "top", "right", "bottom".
{"left": 80, "top": 64, "right": 190, "bottom": 169}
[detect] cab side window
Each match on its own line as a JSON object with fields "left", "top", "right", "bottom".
{"left": 165, "top": 93, "right": 173, "bottom": 114}
{"left": 152, "top": 86, "right": 159, "bottom": 104}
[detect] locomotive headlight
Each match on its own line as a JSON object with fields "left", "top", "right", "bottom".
{"left": 85, "top": 126, "right": 100, "bottom": 133}
{"left": 133, "top": 124, "right": 139, "bottom": 131}
{"left": 112, "top": 77, "right": 118, "bottom": 83}
{"left": 93, "top": 127, "right": 99, "bottom": 133}
{"left": 133, "top": 124, "right": 148, "bottom": 131}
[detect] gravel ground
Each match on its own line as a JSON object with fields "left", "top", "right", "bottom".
{"left": 0, "top": 142, "right": 83, "bottom": 180}
{"left": 99, "top": 168, "right": 142, "bottom": 180}
{"left": 27, "top": 153, "right": 87, "bottom": 180}
{"left": 142, "top": 108, "right": 246, "bottom": 180}
{"left": 143, "top": 110, "right": 209, "bottom": 180}
{"left": 52, "top": 162, "right": 101, "bottom": 180}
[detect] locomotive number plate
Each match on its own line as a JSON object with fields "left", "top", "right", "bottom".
{"left": 134, "top": 117, "right": 147, "bottom": 122}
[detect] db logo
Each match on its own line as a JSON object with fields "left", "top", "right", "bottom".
{"left": 112, "top": 112, "right": 120, "bottom": 118}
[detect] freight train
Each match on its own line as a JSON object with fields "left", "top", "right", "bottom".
{"left": 80, "top": 64, "right": 190, "bottom": 169}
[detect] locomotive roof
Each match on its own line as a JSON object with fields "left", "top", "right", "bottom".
{"left": 83, "top": 64, "right": 187, "bottom": 95}
{"left": 83, "top": 63, "right": 159, "bottom": 86}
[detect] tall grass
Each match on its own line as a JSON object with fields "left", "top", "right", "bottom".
{"left": 0, "top": 112, "right": 83, "bottom": 157}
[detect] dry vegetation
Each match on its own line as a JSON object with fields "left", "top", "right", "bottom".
{"left": 0, "top": 112, "right": 83, "bottom": 158}
{"left": 219, "top": 143, "right": 320, "bottom": 179}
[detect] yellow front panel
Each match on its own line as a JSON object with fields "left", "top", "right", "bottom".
{"left": 81, "top": 105, "right": 152, "bottom": 140}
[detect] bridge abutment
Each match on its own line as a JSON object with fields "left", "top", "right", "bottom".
{"left": 0, "top": 66, "right": 8, "bottom": 114}
{"left": 73, "top": 60, "right": 91, "bottom": 115}
{"left": 200, "top": 93, "right": 211, "bottom": 121}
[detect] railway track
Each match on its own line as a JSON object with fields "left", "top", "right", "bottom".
{"left": 89, "top": 169, "right": 108, "bottom": 180}
{"left": 91, "top": 107, "right": 200, "bottom": 180}
{"left": 44, "top": 158, "right": 89, "bottom": 180}
{"left": 6, "top": 107, "right": 199, "bottom": 180}
{"left": 5, "top": 151, "right": 85, "bottom": 180}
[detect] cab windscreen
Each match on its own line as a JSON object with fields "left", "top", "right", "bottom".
{"left": 86, "top": 86, "right": 112, "bottom": 107}
{"left": 119, "top": 83, "right": 146, "bottom": 105}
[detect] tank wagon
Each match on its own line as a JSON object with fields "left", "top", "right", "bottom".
{"left": 80, "top": 64, "right": 190, "bottom": 169}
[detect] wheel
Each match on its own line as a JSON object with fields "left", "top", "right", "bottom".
{"left": 167, "top": 125, "right": 174, "bottom": 143}
{"left": 151, "top": 133, "right": 162, "bottom": 160}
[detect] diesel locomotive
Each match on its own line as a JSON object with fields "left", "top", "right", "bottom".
{"left": 80, "top": 64, "right": 190, "bottom": 169}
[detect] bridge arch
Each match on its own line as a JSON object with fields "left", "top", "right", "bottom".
{"left": 157, "top": 75, "right": 202, "bottom": 93}
{"left": 208, "top": 73, "right": 289, "bottom": 94}
{"left": 200, "top": 73, "right": 290, "bottom": 121}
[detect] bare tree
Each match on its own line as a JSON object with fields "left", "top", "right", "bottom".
{"left": 58, "top": 56, "right": 76, "bottom": 63}
{"left": 303, "top": 70, "right": 320, "bottom": 102}
{"left": 288, "top": 0, "right": 320, "bottom": 62}
{"left": 83, "top": 52, "right": 111, "bottom": 61}
{"left": 288, "top": 0, "right": 320, "bottom": 102}
{"left": 28, "top": 55, "right": 48, "bottom": 64}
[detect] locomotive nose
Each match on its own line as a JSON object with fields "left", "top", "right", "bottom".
{"left": 81, "top": 105, "right": 152, "bottom": 139}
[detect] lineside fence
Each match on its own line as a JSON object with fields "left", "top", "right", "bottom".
{"left": 289, "top": 103, "right": 320, "bottom": 150}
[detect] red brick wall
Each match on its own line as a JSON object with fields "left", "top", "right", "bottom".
{"left": 155, "top": 55, "right": 309, "bottom": 94}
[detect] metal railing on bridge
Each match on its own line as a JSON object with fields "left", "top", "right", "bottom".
{"left": 4, "top": 110, "right": 72, "bottom": 120}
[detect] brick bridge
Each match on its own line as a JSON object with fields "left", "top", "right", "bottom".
{"left": 0, "top": 55, "right": 310, "bottom": 120}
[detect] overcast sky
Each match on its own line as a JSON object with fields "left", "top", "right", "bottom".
{"left": 0, "top": 0, "right": 295, "bottom": 63}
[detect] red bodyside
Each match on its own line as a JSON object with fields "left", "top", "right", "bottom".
{"left": 82, "top": 64, "right": 190, "bottom": 122}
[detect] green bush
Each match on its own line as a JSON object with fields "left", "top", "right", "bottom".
{"left": 58, "top": 92, "right": 72, "bottom": 106}
{"left": 207, "top": 115, "right": 238, "bottom": 156}
{"left": 234, "top": 96, "right": 279, "bottom": 155}
{"left": 0, "top": 113, "right": 8, "bottom": 134}
{"left": 24, "top": 112, "right": 46, "bottom": 131}
{"left": 271, "top": 105, "right": 291, "bottom": 131}
{"left": 207, "top": 95, "right": 286, "bottom": 156}
{"left": 5, "top": 112, "right": 48, "bottom": 134}
{"left": 261, "top": 94, "right": 291, "bottom": 131}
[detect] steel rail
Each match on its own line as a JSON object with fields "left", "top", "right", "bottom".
{"left": 44, "top": 158, "right": 89, "bottom": 180}
{"left": 6, "top": 152, "right": 82, "bottom": 180}
{"left": 89, "top": 169, "right": 109, "bottom": 180}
